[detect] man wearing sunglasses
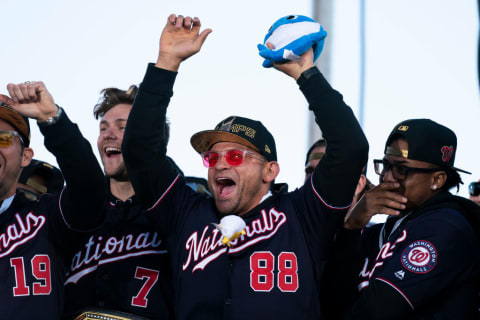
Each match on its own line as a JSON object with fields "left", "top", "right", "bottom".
{"left": 0, "top": 82, "right": 106, "bottom": 319}
{"left": 340, "top": 119, "right": 480, "bottom": 319}
{"left": 122, "top": 14, "right": 368, "bottom": 319}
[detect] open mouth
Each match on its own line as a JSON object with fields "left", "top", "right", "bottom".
{"left": 104, "top": 146, "right": 121, "bottom": 158}
{"left": 216, "top": 177, "right": 236, "bottom": 196}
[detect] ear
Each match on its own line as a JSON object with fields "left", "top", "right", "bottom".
{"left": 350, "top": 174, "right": 367, "bottom": 205}
{"left": 21, "top": 147, "right": 34, "bottom": 168}
{"left": 263, "top": 161, "right": 280, "bottom": 183}
{"left": 355, "top": 174, "right": 367, "bottom": 196}
{"left": 431, "top": 171, "right": 447, "bottom": 190}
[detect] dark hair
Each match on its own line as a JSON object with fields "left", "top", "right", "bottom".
{"left": 93, "top": 85, "right": 170, "bottom": 142}
{"left": 442, "top": 167, "right": 463, "bottom": 192}
{"left": 93, "top": 85, "right": 138, "bottom": 119}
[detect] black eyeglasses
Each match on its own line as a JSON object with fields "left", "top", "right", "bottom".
{"left": 469, "top": 182, "right": 480, "bottom": 197}
{"left": 373, "top": 159, "right": 442, "bottom": 181}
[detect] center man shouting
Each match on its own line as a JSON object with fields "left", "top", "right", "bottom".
{"left": 122, "top": 14, "right": 368, "bottom": 319}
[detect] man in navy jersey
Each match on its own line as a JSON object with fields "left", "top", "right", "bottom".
{"left": 342, "top": 119, "right": 480, "bottom": 319}
{"left": 63, "top": 85, "right": 173, "bottom": 320}
{"left": 122, "top": 14, "right": 368, "bottom": 319}
{"left": 0, "top": 81, "right": 106, "bottom": 319}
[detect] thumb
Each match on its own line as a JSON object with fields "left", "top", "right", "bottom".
{"left": 0, "top": 94, "right": 16, "bottom": 106}
{"left": 194, "top": 28, "right": 213, "bottom": 48}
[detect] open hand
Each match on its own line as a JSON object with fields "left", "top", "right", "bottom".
{"left": 155, "top": 14, "right": 212, "bottom": 71}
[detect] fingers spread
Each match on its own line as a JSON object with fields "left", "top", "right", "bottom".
{"left": 184, "top": 16, "right": 193, "bottom": 29}
{"left": 191, "top": 17, "right": 201, "bottom": 32}
{"left": 167, "top": 14, "right": 176, "bottom": 25}
{"left": 175, "top": 15, "right": 184, "bottom": 28}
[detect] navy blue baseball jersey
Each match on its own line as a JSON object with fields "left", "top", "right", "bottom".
{"left": 63, "top": 194, "right": 173, "bottom": 319}
{"left": 122, "top": 64, "right": 368, "bottom": 319}
{"left": 0, "top": 111, "right": 106, "bottom": 319}
{"left": 347, "top": 193, "right": 480, "bottom": 319}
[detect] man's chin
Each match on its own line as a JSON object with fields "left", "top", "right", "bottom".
{"left": 105, "top": 170, "right": 129, "bottom": 182}
{"left": 215, "top": 200, "right": 236, "bottom": 216}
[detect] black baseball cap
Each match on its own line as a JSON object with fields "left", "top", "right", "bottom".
{"left": 385, "top": 119, "right": 470, "bottom": 174}
{"left": 190, "top": 115, "right": 277, "bottom": 162}
{"left": 0, "top": 102, "right": 30, "bottom": 147}
{"left": 19, "top": 159, "right": 64, "bottom": 194}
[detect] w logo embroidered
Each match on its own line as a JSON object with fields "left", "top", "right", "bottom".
{"left": 441, "top": 146, "right": 454, "bottom": 162}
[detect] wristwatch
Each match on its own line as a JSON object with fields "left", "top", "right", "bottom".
{"left": 297, "top": 66, "right": 320, "bottom": 86}
{"left": 37, "top": 105, "right": 63, "bottom": 127}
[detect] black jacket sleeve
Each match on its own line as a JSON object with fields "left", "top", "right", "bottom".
{"left": 299, "top": 67, "right": 369, "bottom": 207}
{"left": 122, "top": 64, "right": 180, "bottom": 209}
{"left": 321, "top": 227, "right": 363, "bottom": 319}
{"left": 343, "top": 279, "right": 413, "bottom": 319}
{"left": 39, "top": 108, "right": 106, "bottom": 230}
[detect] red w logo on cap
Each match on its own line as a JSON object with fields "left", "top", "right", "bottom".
{"left": 441, "top": 146, "right": 454, "bottom": 162}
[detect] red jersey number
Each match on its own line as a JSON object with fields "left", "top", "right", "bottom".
{"left": 250, "top": 251, "right": 299, "bottom": 292}
{"left": 10, "top": 255, "right": 51, "bottom": 297}
{"left": 131, "top": 267, "right": 159, "bottom": 308}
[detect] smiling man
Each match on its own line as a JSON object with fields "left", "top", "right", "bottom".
{"left": 62, "top": 86, "right": 173, "bottom": 320}
{"left": 122, "top": 14, "right": 368, "bottom": 320}
{"left": 0, "top": 81, "right": 106, "bottom": 320}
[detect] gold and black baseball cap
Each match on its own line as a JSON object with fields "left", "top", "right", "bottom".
{"left": 385, "top": 118, "right": 470, "bottom": 174}
{"left": 190, "top": 115, "right": 277, "bottom": 162}
{"left": 0, "top": 102, "right": 30, "bottom": 147}
{"left": 19, "top": 159, "right": 64, "bottom": 194}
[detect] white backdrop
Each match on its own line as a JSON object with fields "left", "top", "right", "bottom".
{"left": 1, "top": 1, "right": 478, "bottom": 217}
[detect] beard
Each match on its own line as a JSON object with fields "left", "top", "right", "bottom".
{"left": 104, "top": 163, "right": 129, "bottom": 182}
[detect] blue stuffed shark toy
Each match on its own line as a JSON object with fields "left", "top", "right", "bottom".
{"left": 257, "top": 15, "right": 327, "bottom": 68}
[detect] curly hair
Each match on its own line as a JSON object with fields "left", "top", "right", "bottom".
{"left": 93, "top": 85, "right": 138, "bottom": 119}
{"left": 93, "top": 85, "right": 170, "bottom": 142}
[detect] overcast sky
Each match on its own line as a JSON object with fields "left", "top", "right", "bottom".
{"left": 1, "top": 1, "right": 478, "bottom": 220}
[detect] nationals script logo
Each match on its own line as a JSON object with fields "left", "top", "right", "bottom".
{"left": 182, "top": 207, "right": 287, "bottom": 272}
{"left": 0, "top": 212, "right": 46, "bottom": 258}
{"left": 65, "top": 231, "right": 166, "bottom": 285}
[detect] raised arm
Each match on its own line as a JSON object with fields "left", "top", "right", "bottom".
{"left": 269, "top": 43, "right": 369, "bottom": 208}
{"left": 122, "top": 14, "right": 211, "bottom": 209}
{"left": 0, "top": 81, "right": 106, "bottom": 230}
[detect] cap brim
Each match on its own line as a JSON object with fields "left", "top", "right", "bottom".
{"left": 0, "top": 105, "right": 29, "bottom": 145}
{"left": 453, "top": 167, "right": 471, "bottom": 175}
{"left": 190, "top": 130, "right": 260, "bottom": 154}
